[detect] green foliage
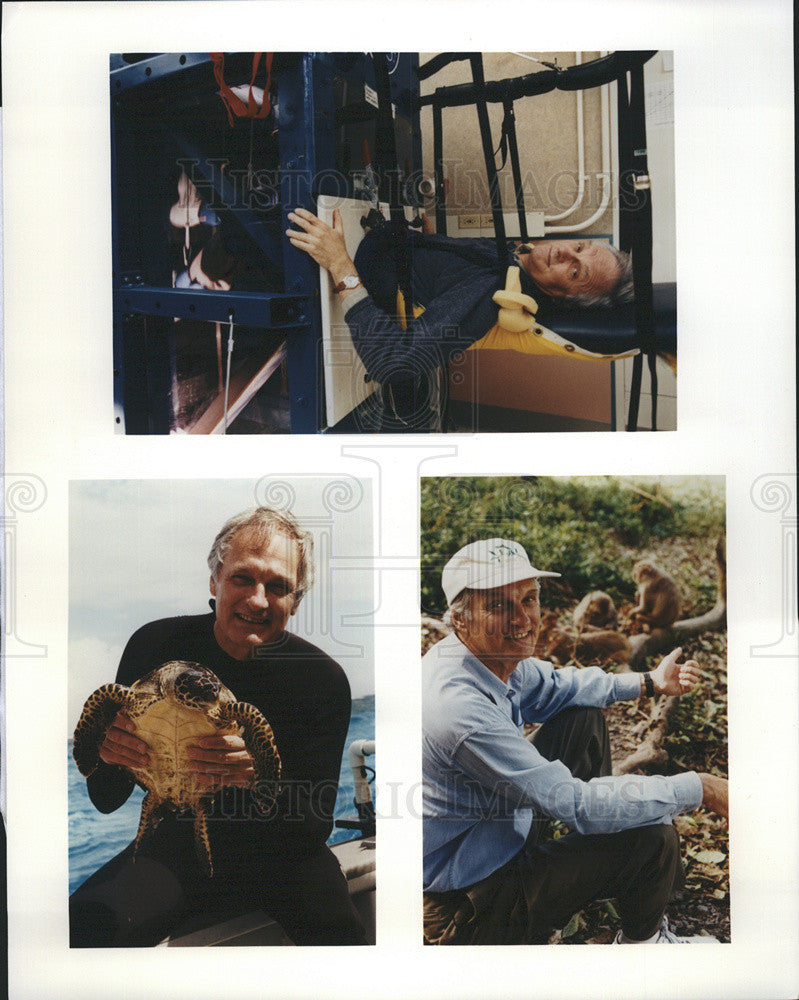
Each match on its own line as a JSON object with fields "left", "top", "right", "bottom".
{"left": 420, "top": 477, "right": 725, "bottom": 617}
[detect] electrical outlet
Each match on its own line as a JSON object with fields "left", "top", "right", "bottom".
{"left": 458, "top": 214, "right": 481, "bottom": 229}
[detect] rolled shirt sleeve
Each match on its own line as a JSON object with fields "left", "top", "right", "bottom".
{"left": 518, "top": 659, "right": 643, "bottom": 723}
{"left": 422, "top": 635, "right": 703, "bottom": 891}
{"left": 453, "top": 716, "right": 703, "bottom": 836}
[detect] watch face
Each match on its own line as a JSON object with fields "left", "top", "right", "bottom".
{"left": 343, "top": 275, "right": 359, "bottom": 288}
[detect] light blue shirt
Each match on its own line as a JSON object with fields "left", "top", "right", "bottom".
{"left": 422, "top": 633, "right": 703, "bottom": 892}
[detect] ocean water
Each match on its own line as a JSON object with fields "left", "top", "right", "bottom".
{"left": 68, "top": 695, "right": 375, "bottom": 895}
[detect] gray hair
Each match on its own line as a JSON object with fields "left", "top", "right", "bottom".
{"left": 442, "top": 581, "right": 541, "bottom": 632}
{"left": 207, "top": 507, "right": 314, "bottom": 605}
{"left": 442, "top": 589, "right": 474, "bottom": 631}
{"left": 563, "top": 244, "right": 634, "bottom": 309}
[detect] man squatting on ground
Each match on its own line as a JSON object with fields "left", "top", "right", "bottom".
{"left": 69, "top": 507, "right": 366, "bottom": 946}
{"left": 422, "top": 538, "right": 728, "bottom": 945}
{"left": 286, "top": 208, "right": 632, "bottom": 430}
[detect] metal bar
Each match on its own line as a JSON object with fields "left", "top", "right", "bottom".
{"left": 432, "top": 101, "right": 447, "bottom": 234}
{"left": 628, "top": 61, "right": 656, "bottom": 429}
{"left": 222, "top": 316, "right": 235, "bottom": 433}
{"left": 110, "top": 53, "right": 214, "bottom": 95}
{"left": 372, "top": 53, "right": 413, "bottom": 318}
{"left": 110, "top": 88, "right": 126, "bottom": 432}
{"left": 418, "top": 51, "right": 656, "bottom": 108}
{"left": 616, "top": 71, "right": 634, "bottom": 254}
{"left": 278, "top": 53, "right": 333, "bottom": 431}
{"left": 371, "top": 53, "right": 404, "bottom": 222}
{"left": 470, "top": 55, "right": 507, "bottom": 265}
{"left": 409, "top": 53, "right": 424, "bottom": 220}
{"left": 114, "top": 286, "right": 311, "bottom": 328}
{"left": 503, "top": 99, "right": 528, "bottom": 242}
{"left": 417, "top": 53, "right": 472, "bottom": 81}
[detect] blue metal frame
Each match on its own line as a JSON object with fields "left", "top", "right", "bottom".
{"left": 111, "top": 52, "right": 421, "bottom": 434}
{"left": 114, "top": 286, "right": 310, "bottom": 329}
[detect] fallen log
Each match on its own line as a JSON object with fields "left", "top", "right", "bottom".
{"left": 614, "top": 694, "right": 677, "bottom": 774}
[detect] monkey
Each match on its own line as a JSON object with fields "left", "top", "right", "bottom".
{"left": 576, "top": 629, "right": 630, "bottom": 665}
{"left": 572, "top": 591, "right": 619, "bottom": 633}
{"left": 538, "top": 611, "right": 629, "bottom": 666}
{"left": 630, "top": 560, "right": 681, "bottom": 630}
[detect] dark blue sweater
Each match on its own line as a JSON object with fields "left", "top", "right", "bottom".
{"left": 345, "top": 226, "right": 532, "bottom": 382}
{"left": 344, "top": 226, "right": 676, "bottom": 378}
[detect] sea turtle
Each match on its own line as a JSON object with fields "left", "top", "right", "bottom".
{"left": 73, "top": 661, "right": 281, "bottom": 877}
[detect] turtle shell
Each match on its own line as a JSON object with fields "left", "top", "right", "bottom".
{"left": 73, "top": 661, "right": 281, "bottom": 876}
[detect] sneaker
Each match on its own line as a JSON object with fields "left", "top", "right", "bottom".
{"left": 613, "top": 916, "right": 719, "bottom": 944}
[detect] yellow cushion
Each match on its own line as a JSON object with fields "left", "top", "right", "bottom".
{"left": 397, "top": 266, "right": 638, "bottom": 362}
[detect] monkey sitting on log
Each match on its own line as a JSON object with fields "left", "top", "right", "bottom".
{"left": 630, "top": 560, "right": 681, "bottom": 630}
{"left": 572, "top": 590, "right": 619, "bottom": 633}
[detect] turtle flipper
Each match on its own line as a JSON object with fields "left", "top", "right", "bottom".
{"left": 72, "top": 683, "right": 135, "bottom": 776}
{"left": 193, "top": 805, "right": 214, "bottom": 878}
{"left": 223, "top": 702, "right": 282, "bottom": 810}
{"left": 132, "top": 790, "right": 161, "bottom": 861}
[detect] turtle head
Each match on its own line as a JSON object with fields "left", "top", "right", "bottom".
{"left": 156, "top": 661, "right": 224, "bottom": 708}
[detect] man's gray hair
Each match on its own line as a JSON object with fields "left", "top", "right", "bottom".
{"left": 564, "top": 244, "right": 634, "bottom": 309}
{"left": 207, "top": 507, "right": 314, "bottom": 604}
{"left": 443, "top": 580, "right": 541, "bottom": 631}
{"left": 442, "top": 589, "right": 474, "bottom": 630}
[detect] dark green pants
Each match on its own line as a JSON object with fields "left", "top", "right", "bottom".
{"left": 69, "top": 817, "right": 366, "bottom": 947}
{"left": 424, "top": 707, "right": 681, "bottom": 945}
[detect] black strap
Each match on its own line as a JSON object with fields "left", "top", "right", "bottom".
{"left": 503, "top": 100, "right": 528, "bottom": 243}
{"left": 620, "top": 60, "right": 657, "bottom": 431}
{"left": 616, "top": 71, "right": 634, "bottom": 255}
{"left": 432, "top": 99, "right": 447, "bottom": 235}
{"left": 648, "top": 350, "right": 658, "bottom": 428}
{"left": 371, "top": 53, "right": 413, "bottom": 322}
{"left": 469, "top": 54, "right": 508, "bottom": 268}
{"left": 628, "top": 62, "right": 654, "bottom": 350}
{"left": 494, "top": 108, "right": 510, "bottom": 171}
{"left": 627, "top": 352, "right": 644, "bottom": 430}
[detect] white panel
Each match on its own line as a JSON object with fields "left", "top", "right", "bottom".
{"left": 317, "top": 195, "right": 381, "bottom": 429}
{"left": 318, "top": 198, "right": 418, "bottom": 428}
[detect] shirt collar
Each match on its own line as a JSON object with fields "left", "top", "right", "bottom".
{"left": 448, "top": 634, "right": 522, "bottom": 704}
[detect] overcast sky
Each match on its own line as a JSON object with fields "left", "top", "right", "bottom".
{"left": 69, "top": 478, "right": 375, "bottom": 727}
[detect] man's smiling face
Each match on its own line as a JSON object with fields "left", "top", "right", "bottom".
{"left": 519, "top": 239, "right": 620, "bottom": 300}
{"left": 210, "top": 528, "right": 300, "bottom": 659}
{"left": 453, "top": 579, "right": 542, "bottom": 682}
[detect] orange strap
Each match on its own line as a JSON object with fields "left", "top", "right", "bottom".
{"left": 209, "top": 52, "right": 273, "bottom": 126}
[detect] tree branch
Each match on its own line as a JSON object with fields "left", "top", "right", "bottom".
{"left": 614, "top": 694, "right": 678, "bottom": 774}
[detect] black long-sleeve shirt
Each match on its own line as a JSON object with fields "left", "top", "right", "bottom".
{"left": 87, "top": 613, "right": 351, "bottom": 862}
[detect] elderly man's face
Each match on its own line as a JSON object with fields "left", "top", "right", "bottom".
{"left": 210, "top": 528, "right": 300, "bottom": 659}
{"left": 453, "top": 579, "right": 541, "bottom": 682}
{"left": 518, "top": 240, "right": 619, "bottom": 299}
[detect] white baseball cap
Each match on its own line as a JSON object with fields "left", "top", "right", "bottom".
{"left": 441, "top": 538, "right": 560, "bottom": 606}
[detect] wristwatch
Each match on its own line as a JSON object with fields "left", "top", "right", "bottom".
{"left": 334, "top": 274, "right": 362, "bottom": 293}
{"left": 643, "top": 672, "right": 655, "bottom": 697}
